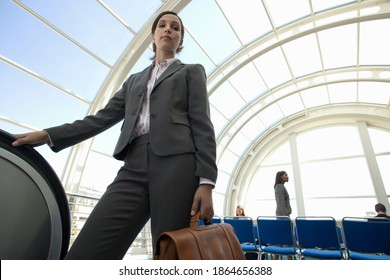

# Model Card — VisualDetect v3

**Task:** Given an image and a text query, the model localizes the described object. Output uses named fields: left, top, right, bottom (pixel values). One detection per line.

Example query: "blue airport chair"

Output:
left=257, top=216, right=298, bottom=260
left=342, top=217, right=390, bottom=260
left=224, top=216, right=261, bottom=259
left=295, top=216, right=345, bottom=259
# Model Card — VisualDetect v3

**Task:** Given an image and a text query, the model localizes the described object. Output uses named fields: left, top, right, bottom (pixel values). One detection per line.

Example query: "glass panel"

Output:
left=304, top=197, right=377, bottom=219
left=209, top=82, right=246, bottom=119
left=359, top=82, right=390, bottom=105
left=129, top=48, right=154, bottom=74
left=297, top=126, right=364, bottom=161
left=300, top=157, right=374, bottom=197
left=254, top=47, right=292, bottom=89
left=20, top=0, right=133, bottom=65
left=0, top=1, right=110, bottom=101
left=80, top=151, right=123, bottom=195
left=0, top=122, right=25, bottom=136
left=178, top=34, right=215, bottom=75
left=214, top=170, right=230, bottom=195
left=318, top=24, right=357, bottom=69
left=216, top=144, right=226, bottom=162
left=245, top=200, right=277, bottom=218
left=91, top=123, right=122, bottom=155
left=0, top=61, right=89, bottom=128
left=226, top=131, right=251, bottom=156
left=217, top=149, right=239, bottom=174
left=34, top=144, right=70, bottom=181
left=249, top=165, right=294, bottom=200
left=283, top=34, right=322, bottom=78
left=274, top=84, right=297, bottom=100
left=257, top=103, right=284, bottom=127
left=102, top=0, right=162, bottom=32
left=210, top=106, right=228, bottom=138
left=262, top=141, right=291, bottom=166
left=217, top=0, right=272, bottom=44
left=239, top=116, right=267, bottom=140
left=277, top=93, right=304, bottom=117
left=328, top=82, right=357, bottom=103
left=360, top=19, right=390, bottom=65
left=180, top=0, right=241, bottom=64
left=311, top=0, right=356, bottom=13
left=212, top=193, right=226, bottom=217
left=368, top=128, right=390, bottom=154
left=233, top=109, right=255, bottom=129
left=377, top=155, right=390, bottom=196
left=265, top=0, right=310, bottom=28
left=300, top=85, right=330, bottom=108
left=228, top=63, right=267, bottom=102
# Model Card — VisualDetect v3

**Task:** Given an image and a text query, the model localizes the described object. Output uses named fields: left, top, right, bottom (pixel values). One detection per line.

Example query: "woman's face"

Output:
left=152, top=14, right=183, bottom=55
left=281, top=173, right=289, bottom=183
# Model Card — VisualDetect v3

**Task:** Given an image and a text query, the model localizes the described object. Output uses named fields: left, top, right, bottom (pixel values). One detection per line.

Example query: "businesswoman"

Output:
left=12, top=11, right=217, bottom=259
left=273, top=171, right=293, bottom=260
left=274, top=171, right=292, bottom=217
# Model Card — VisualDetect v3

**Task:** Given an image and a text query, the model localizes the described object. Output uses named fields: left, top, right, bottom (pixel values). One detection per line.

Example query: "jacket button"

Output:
left=151, top=94, right=157, bottom=100
left=151, top=113, right=157, bottom=119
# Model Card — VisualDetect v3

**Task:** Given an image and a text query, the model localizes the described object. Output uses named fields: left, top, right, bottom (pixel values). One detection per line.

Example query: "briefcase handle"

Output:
left=190, top=212, right=200, bottom=228
left=190, top=212, right=212, bottom=228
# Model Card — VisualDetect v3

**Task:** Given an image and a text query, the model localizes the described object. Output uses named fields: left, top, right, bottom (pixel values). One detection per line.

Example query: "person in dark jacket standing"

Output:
left=274, top=171, right=292, bottom=217
left=273, top=171, right=293, bottom=260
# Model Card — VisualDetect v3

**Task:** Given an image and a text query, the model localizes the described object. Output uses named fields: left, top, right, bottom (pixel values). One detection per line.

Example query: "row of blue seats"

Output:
left=200, top=216, right=390, bottom=260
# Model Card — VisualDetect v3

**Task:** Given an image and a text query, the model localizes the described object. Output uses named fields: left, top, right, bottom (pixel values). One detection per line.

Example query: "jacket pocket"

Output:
left=171, top=114, right=190, bottom=127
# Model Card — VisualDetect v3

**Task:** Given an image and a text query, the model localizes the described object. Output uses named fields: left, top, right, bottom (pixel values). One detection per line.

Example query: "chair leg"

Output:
left=258, top=251, right=266, bottom=260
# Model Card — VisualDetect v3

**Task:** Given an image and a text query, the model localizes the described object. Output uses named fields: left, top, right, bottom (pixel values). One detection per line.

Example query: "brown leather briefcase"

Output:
left=154, top=213, right=246, bottom=260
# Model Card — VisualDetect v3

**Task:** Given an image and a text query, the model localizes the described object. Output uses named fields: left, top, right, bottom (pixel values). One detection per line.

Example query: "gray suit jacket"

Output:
left=46, top=60, right=217, bottom=182
left=275, top=184, right=292, bottom=216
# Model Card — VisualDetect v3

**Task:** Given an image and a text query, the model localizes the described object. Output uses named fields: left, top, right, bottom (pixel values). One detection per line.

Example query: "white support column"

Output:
left=61, top=139, right=93, bottom=193
left=356, top=121, right=389, bottom=209
left=289, top=133, right=305, bottom=216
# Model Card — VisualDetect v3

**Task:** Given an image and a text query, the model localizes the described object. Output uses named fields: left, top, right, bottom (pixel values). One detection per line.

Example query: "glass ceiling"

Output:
left=1, top=0, right=390, bottom=213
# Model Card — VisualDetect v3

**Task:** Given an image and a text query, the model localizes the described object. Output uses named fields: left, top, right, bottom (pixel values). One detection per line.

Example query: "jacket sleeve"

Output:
left=45, top=80, right=127, bottom=152
left=186, top=64, right=218, bottom=183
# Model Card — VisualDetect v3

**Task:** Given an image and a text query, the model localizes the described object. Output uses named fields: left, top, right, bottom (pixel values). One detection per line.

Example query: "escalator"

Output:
left=0, top=129, right=70, bottom=259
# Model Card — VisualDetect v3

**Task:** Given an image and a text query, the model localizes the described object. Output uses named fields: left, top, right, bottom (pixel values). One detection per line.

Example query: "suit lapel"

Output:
left=152, top=60, right=184, bottom=91
left=139, top=65, right=153, bottom=91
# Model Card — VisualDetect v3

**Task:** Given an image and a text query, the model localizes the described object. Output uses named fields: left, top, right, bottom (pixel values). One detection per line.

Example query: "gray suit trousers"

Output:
left=64, top=134, right=199, bottom=259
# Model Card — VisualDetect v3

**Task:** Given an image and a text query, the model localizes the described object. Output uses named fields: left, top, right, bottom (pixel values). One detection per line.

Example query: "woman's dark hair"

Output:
left=274, top=171, right=287, bottom=188
left=151, top=11, right=184, bottom=54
